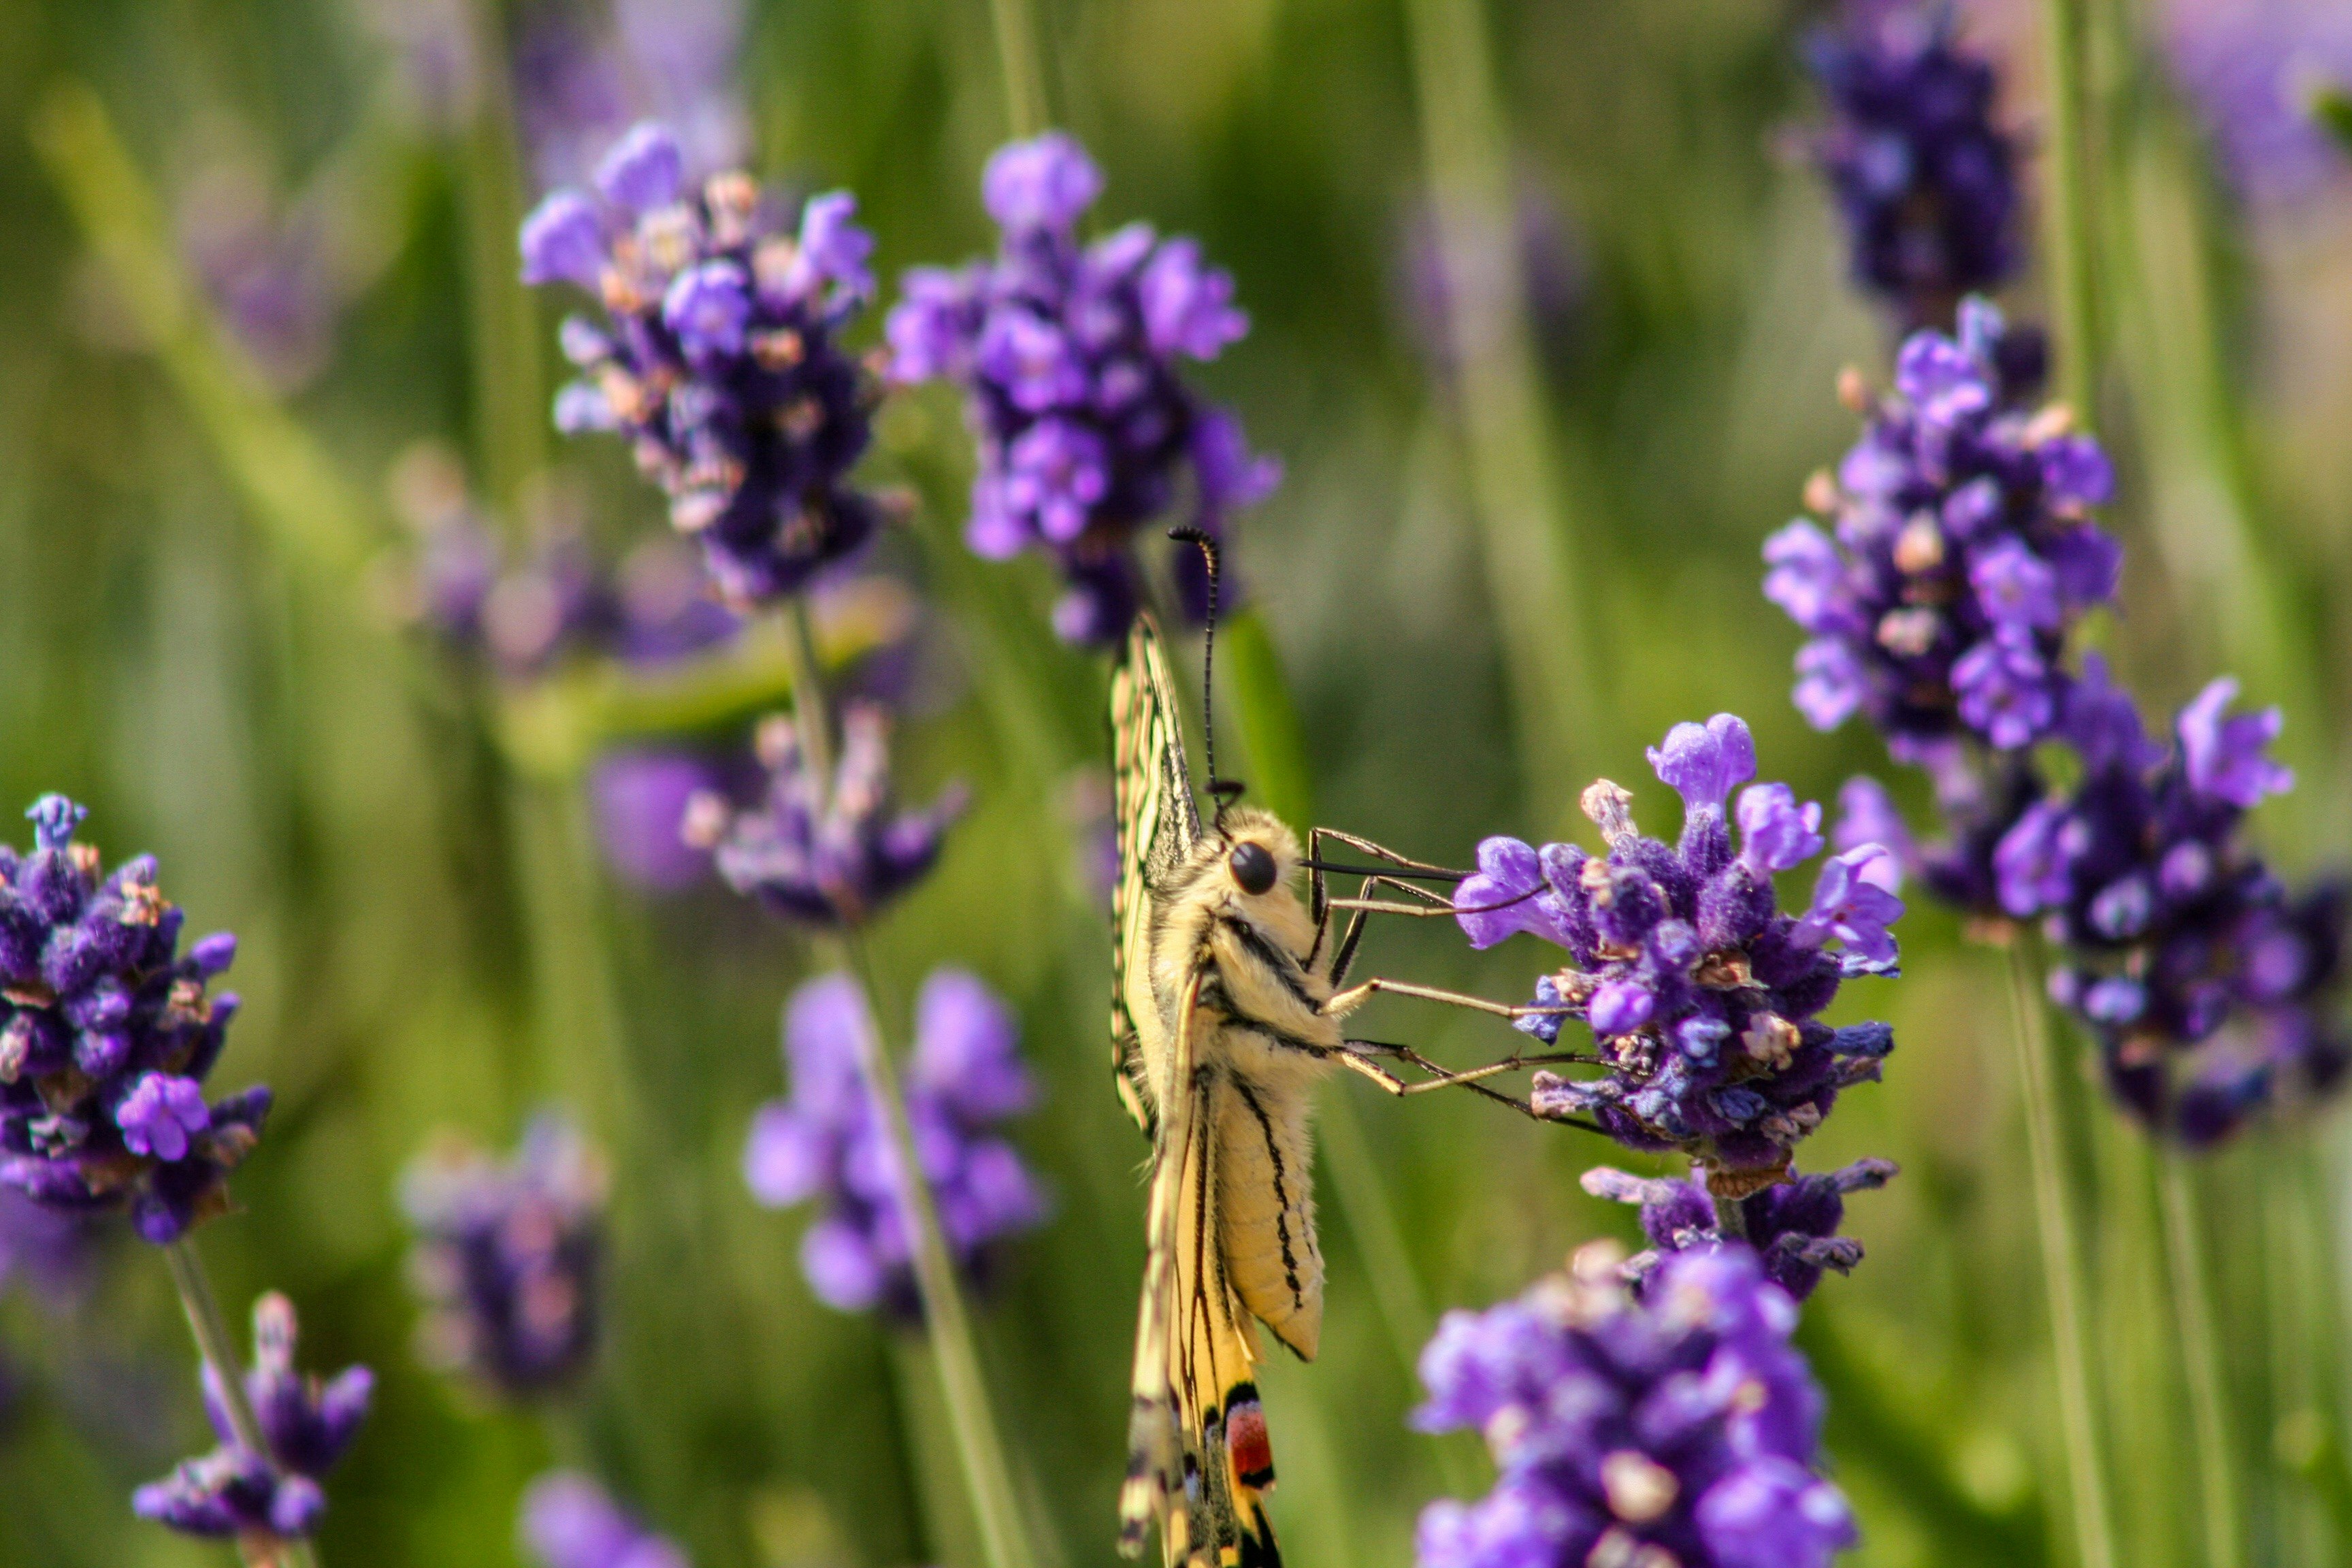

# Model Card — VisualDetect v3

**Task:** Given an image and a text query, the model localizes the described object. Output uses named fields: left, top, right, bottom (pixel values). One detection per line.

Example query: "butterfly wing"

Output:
left=1120, top=975, right=1284, bottom=1568
left=1110, top=612, right=1201, bottom=1133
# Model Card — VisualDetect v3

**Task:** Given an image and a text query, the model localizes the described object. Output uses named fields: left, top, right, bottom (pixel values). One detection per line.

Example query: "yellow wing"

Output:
left=1120, top=974, right=1284, bottom=1568
left=1109, top=612, right=1200, bottom=1134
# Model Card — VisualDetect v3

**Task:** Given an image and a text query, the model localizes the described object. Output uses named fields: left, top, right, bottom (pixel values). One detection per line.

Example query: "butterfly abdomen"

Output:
left=1213, top=1065, right=1324, bottom=1360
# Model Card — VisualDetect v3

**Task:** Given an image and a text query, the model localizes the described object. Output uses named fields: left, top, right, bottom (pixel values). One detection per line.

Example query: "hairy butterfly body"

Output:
left=1111, top=611, right=1341, bottom=1567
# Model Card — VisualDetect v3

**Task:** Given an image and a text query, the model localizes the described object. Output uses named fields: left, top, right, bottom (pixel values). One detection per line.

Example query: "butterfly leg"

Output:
left=1323, top=974, right=1571, bottom=1024
left=1327, top=1041, right=1604, bottom=1133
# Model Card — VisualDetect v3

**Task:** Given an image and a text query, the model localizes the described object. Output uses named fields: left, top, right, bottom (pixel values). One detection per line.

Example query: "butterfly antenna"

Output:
left=1167, top=526, right=1245, bottom=821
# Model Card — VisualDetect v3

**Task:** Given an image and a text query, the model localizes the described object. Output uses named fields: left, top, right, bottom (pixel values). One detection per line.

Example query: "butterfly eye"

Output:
left=1228, top=841, right=1277, bottom=896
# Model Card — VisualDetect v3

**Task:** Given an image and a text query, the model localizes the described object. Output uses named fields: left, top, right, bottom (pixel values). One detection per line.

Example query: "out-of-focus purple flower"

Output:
left=1831, top=776, right=1917, bottom=892
left=1460, top=718, right=1902, bottom=1182
left=394, top=446, right=745, bottom=679
left=886, top=131, right=1280, bottom=645
left=744, top=969, right=1045, bottom=1318
left=1996, top=674, right=2343, bottom=1143
left=1411, top=1243, right=1856, bottom=1568
left=1583, top=1158, right=1897, bottom=1301
left=521, top=1471, right=689, bottom=1568
left=589, top=749, right=728, bottom=893
left=513, top=0, right=749, bottom=194
left=133, top=1292, right=369, bottom=1546
left=1807, top=0, right=2021, bottom=326
left=696, top=705, right=965, bottom=929
left=2163, top=0, right=2352, bottom=205
left=521, top=121, right=881, bottom=606
left=1394, top=175, right=1587, bottom=382
left=176, top=162, right=339, bottom=392
left=402, top=1115, right=606, bottom=1396
left=0, top=1188, right=88, bottom=1304
left=1763, top=299, right=2119, bottom=760
left=0, top=797, right=267, bottom=1245
left=2178, top=677, right=2293, bottom=808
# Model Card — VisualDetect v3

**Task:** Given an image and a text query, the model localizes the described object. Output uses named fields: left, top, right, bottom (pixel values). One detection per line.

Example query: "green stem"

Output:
left=2159, top=1152, right=2244, bottom=1568
left=781, top=598, right=837, bottom=789
left=457, top=0, right=546, bottom=516
left=989, top=0, right=1049, bottom=138
left=2038, top=0, right=2100, bottom=414
left=2005, top=940, right=2117, bottom=1568
left=1401, top=0, right=1595, bottom=812
left=838, top=936, right=1038, bottom=1568
left=164, top=1241, right=322, bottom=1568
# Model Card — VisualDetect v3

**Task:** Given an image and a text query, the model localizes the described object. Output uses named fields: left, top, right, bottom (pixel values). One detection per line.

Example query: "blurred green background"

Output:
left=3, top=0, right=2351, bottom=1565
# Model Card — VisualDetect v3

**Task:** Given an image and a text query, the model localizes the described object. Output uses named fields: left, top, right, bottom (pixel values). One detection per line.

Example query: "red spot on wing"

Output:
left=1226, top=1399, right=1275, bottom=1489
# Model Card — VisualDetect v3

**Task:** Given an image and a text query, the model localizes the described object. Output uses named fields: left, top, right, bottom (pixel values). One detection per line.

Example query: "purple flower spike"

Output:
left=2178, top=678, right=2292, bottom=809
left=135, top=1292, right=368, bottom=1547
left=1831, top=777, right=1916, bottom=892
left=888, top=129, right=1277, bottom=644
left=703, top=704, right=964, bottom=929
left=981, top=131, right=1103, bottom=233
left=402, top=1115, right=607, bottom=1397
left=521, top=122, right=883, bottom=605
left=1761, top=299, right=2118, bottom=756
left=1412, top=1244, right=1857, bottom=1568
left=521, top=1471, right=689, bottom=1568
left=1808, top=3, right=2019, bottom=323
left=1475, top=720, right=1899, bottom=1175
left=0, top=798, right=265, bottom=1243
left=745, top=967, right=1045, bottom=1319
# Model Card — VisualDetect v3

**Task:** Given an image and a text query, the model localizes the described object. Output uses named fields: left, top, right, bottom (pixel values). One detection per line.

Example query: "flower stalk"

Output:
left=2157, top=1152, right=2243, bottom=1568
left=2038, top=0, right=2100, bottom=415
left=164, top=1239, right=322, bottom=1568
left=2003, top=936, right=2115, bottom=1568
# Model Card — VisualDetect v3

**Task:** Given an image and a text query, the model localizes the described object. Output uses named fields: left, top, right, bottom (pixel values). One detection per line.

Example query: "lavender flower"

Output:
left=1582, top=1158, right=1898, bottom=1301
left=2163, top=0, right=2352, bottom=205
left=510, top=0, right=749, bottom=194
left=588, top=749, right=730, bottom=894
left=1991, top=672, right=2345, bottom=1142
left=522, top=122, right=882, bottom=606
left=1457, top=716, right=1902, bottom=1186
left=886, top=131, right=1280, bottom=644
left=133, top=1292, right=370, bottom=1544
left=1807, top=0, right=2021, bottom=325
left=521, top=1471, right=689, bottom=1568
left=0, top=798, right=267, bottom=1245
left=402, top=1115, right=606, bottom=1396
left=1763, top=299, right=2118, bottom=755
left=176, top=161, right=339, bottom=391
left=1413, top=1242, right=1857, bottom=1568
left=744, top=969, right=1045, bottom=1316
left=693, top=705, right=964, bottom=928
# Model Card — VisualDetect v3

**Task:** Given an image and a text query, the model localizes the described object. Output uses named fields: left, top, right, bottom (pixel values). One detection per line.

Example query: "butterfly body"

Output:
left=1111, top=615, right=1345, bottom=1567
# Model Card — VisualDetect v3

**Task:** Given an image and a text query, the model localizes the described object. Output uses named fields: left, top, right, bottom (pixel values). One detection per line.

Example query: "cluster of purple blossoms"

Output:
left=133, top=1292, right=372, bottom=1546
left=1455, top=715, right=1902, bottom=1185
left=689, top=706, right=965, bottom=928
left=0, top=798, right=269, bottom=1245
left=1413, top=1242, right=1857, bottom=1568
left=1806, top=0, right=2021, bottom=325
left=886, top=131, right=1281, bottom=645
left=1983, top=664, right=2347, bottom=1142
left=745, top=969, right=1046, bottom=1317
left=1764, top=299, right=2119, bottom=757
left=522, top=121, right=883, bottom=605
left=1582, top=1158, right=1898, bottom=1303
left=520, top=1471, right=689, bottom=1568
left=2162, top=0, right=2352, bottom=206
left=405, top=495, right=742, bottom=682
left=401, top=1115, right=606, bottom=1396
